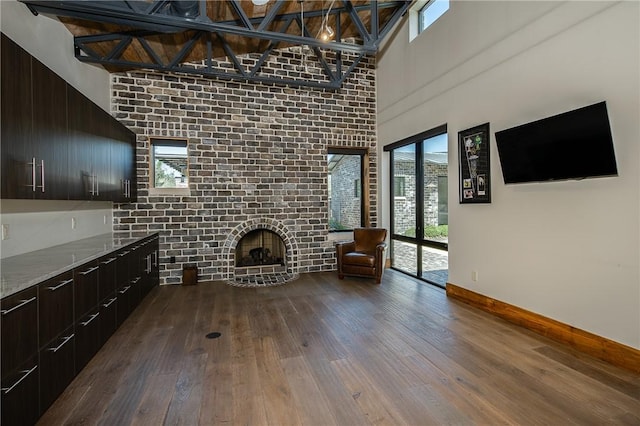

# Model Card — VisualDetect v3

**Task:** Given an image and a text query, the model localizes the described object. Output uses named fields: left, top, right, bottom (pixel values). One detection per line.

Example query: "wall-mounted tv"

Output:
left=495, top=101, right=617, bottom=184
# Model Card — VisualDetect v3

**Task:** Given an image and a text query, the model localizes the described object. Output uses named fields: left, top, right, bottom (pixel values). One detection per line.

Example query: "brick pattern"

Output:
left=111, top=49, right=378, bottom=285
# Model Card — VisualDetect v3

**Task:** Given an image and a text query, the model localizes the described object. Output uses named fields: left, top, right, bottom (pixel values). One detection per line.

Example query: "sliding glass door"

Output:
left=386, top=125, right=448, bottom=287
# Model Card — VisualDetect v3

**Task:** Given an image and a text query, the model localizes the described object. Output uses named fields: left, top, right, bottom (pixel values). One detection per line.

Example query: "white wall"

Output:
left=377, top=1, right=640, bottom=349
left=0, top=0, right=111, bottom=111
left=0, top=1, right=114, bottom=259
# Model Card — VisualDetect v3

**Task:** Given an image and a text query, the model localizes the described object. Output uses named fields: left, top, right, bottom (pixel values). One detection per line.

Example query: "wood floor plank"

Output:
left=130, top=373, right=177, bottom=426
left=254, top=336, right=303, bottom=426
left=330, top=357, right=409, bottom=425
left=280, top=356, right=338, bottom=426
left=163, top=351, right=208, bottom=425
left=38, top=270, right=640, bottom=425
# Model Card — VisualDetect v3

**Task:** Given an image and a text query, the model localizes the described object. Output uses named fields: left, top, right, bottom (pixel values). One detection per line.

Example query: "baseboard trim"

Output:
left=446, top=283, right=640, bottom=374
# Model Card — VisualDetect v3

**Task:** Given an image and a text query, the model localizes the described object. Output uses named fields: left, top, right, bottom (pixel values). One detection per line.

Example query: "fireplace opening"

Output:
left=235, top=229, right=286, bottom=267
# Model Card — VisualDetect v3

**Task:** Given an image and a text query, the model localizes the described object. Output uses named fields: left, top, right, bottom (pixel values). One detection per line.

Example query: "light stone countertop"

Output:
left=1, top=233, right=157, bottom=299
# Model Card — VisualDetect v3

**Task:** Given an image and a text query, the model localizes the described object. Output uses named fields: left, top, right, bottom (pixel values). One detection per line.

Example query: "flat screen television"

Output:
left=495, top=101, right=617, bottom=184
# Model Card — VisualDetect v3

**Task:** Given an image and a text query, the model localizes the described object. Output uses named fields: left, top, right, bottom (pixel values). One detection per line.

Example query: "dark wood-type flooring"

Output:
left=39, top=270, right=640, bottom=425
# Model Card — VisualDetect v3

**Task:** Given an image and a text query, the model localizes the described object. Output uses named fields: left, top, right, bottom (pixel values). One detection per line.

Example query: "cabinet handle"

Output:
left=90, top=174, right=99, bottom=196
left=119, top=285, right=131, bottom=294
left=101, top=257, right=117, bottom=265
left=123, top=179, right=130, bottom=198
left=102, top=297, right=117, bottom=308
left=47, top=334, right=74, bottom=353
left=1, top=365, right=37, bottom=395
left=46, top=278, right=73, bottom=291
left=78, top=265, right=99, bottom=275
left=118, top=251, right=130, bottom=257
left=38, top=159, right=45, bottom=192
left=26, top=157, right=36, bottom=192
left=1, top=296, right=36, bottom=316
left=131, top=277, right=141, bottom=284
left=80, top=312, right=100, bottom=327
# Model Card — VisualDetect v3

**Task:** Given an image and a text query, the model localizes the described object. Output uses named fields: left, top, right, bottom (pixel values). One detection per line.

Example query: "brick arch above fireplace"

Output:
left=222, top=218, right=299, bottom=287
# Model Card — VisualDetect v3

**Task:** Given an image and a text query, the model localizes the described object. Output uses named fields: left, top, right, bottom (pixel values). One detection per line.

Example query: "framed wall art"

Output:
left=458, top=123, right=491, bottom=204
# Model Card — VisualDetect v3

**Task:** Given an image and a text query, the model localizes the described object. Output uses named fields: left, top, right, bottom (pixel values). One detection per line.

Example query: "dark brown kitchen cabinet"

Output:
left=1, top=233, right=159, bottom=424
left=100, top=295, right=118, bottom=347
left=99, top=254, right=118, bottom=302
left=1, top=355, right=40, bottom=426
left=116, top=245, right=140, bottom=326
left=74, top=260, right=100, bottom=321
left=1, top=287, right=39, bottom=425
left=38, top=271, right=74, bottom=351
left=1, top=33, right=137, bottom=202
left=38, top=271, right=76, bottom=414
left=31, top=58, right=69, bottom=199
left=141, top=236, right=160, bottom=298
left=1, top=287, right=38, bottom=376
left=110, top=128, right=137, bottom=202
left=99, top=253, right=118, bottom=346
left=39, top=328, right=75, bottom=413
left=67, top=87, right=112, bottom=202
left=66, top=85, right=96, bottom=201
left=1, top=33, right=32, bottom=199
left=75, top=307, right=101, bottom=372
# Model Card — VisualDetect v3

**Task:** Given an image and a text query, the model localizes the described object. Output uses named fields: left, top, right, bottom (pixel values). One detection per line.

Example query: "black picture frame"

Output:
left=458, top=123, right=491, bottom=204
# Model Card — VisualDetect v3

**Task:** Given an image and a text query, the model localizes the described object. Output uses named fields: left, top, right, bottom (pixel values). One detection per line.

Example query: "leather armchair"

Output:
left=336, top=228, right=388, bottom=284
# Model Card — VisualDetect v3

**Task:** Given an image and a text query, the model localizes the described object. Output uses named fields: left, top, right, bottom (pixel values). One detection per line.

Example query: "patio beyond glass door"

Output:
left=388, top=125, right=448, bottom=288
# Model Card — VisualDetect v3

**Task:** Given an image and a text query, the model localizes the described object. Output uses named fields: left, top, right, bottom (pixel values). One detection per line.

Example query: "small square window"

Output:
left=151, top=139, right=188, bottom=188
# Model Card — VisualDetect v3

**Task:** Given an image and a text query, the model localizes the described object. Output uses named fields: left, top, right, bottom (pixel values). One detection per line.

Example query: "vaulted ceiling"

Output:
left=21, top=0, right=411, bottom=88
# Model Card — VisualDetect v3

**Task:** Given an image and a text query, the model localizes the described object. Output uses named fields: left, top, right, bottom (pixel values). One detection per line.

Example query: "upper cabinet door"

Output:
left=67, top=86, right=96, bottom=200
left=31, top=59, right=69, bottom=200
left=110, top=120, right=137, bottom=203
left=1, top=34, right=32, bottom=199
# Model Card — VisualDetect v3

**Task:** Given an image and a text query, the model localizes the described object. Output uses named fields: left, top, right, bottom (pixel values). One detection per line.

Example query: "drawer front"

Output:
left=38, top=271, right=74, bottom=348
left=75, top=308, right=101, bottom=373
left=99, top=255, right=118, bottom=302
left=74, top=261, right=99, bottom=321
left=0, top=356, right=40, bottom=426
left=1, top=287, right=38, bottom=376
left=99, top=295, right=118, bottom=347
left=39, top=329, right=75, bottom=412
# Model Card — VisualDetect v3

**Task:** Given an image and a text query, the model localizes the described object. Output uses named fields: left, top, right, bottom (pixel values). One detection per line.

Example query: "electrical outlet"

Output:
left=1, top=224, right=9, bottom=241
left=472, top=271, right=478, bottom=282
left=71, top=217, right=77, bottom=230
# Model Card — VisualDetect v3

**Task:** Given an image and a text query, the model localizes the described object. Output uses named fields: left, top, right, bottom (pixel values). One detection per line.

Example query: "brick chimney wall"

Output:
left=111, top=51, right=378, bottom=285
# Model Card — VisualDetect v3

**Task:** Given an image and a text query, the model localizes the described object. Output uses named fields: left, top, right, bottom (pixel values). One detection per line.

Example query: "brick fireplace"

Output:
left=111, top=48, right=378, bottom=285
left=223, top=218, right=299, bottom=287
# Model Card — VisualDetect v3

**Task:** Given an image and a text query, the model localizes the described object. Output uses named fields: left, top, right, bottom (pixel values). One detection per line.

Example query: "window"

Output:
left=151, top=139, right=188, bottom=189
left=394, top=177, right=406, bottom=197
left=328, top=148, right=368, bottom=231
left=409, top=0, right=449, bottom=41
left=419, top=0, right=449, bottom=33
